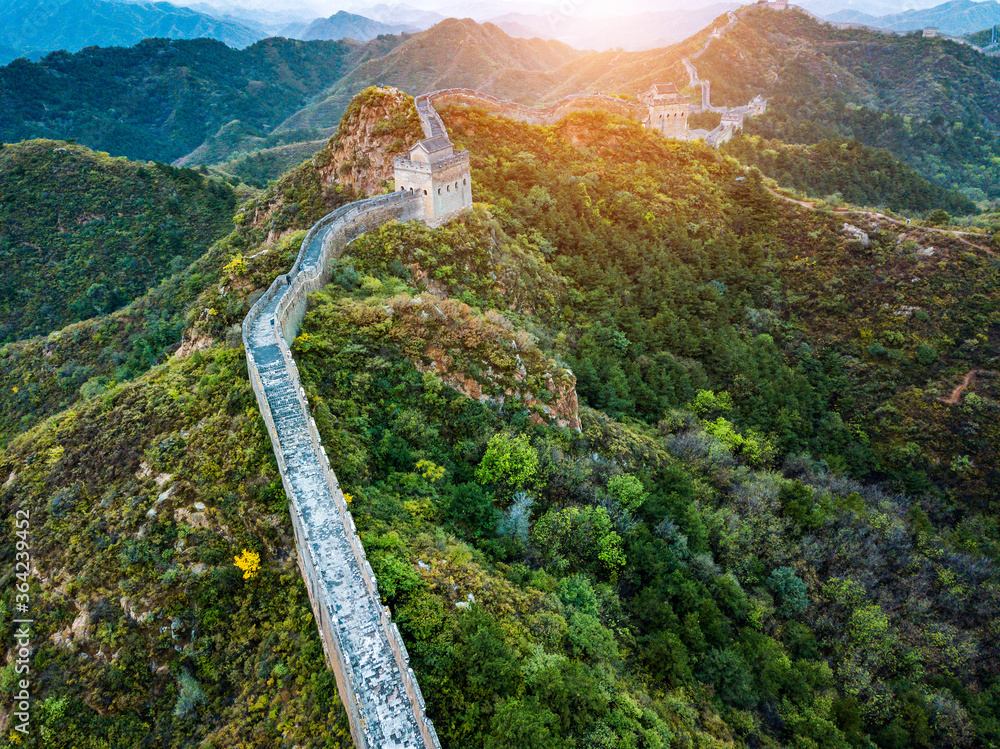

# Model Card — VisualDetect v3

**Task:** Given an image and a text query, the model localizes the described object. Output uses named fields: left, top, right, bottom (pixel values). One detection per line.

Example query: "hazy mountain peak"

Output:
left=825, top=0, right=1000, bottom=35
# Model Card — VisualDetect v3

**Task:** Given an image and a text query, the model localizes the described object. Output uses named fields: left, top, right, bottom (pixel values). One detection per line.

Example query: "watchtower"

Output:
left=746, top=94, right=767, bottom=117
left=394, top=135, right=472, bottom=227
left=641, top=83, right=690, bottom=141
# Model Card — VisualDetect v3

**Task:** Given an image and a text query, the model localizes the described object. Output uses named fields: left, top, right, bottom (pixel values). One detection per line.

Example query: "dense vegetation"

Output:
left=6, top=4, right=1000, bottom=209
left=744, top=93, right=1000, bottom=203
left=0, top=36, right=391, bottom=163
left=966, top=27, right=999, bottom=47
left=679, top=7, right=1000, bottom=200
left=722, top=134, right=977, bottom=214
left=1, top=88, right=997, bottom=749
left=0, top=0, right=263, bottom=65
left=0, top=122, right=362, bottom=447
left=0, top=140, right=237, bottom=342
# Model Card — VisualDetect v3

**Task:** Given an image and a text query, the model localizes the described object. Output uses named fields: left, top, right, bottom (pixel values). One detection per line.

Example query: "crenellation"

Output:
left=243, top=187, right=440, bottom=749
left=394, top=99, right=474, bottom=226
left=641, top=82, right=690, bottom=140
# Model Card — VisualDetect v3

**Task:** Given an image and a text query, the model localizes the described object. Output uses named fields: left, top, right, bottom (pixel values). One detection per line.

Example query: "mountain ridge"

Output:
left=827, top=0, right=1000, bottom=36
left=0, top=0, right=265, bottom=64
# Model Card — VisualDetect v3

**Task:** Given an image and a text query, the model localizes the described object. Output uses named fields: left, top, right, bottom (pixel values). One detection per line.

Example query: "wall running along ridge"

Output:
left=242, top=190, right=443, bottom=749
left=419, top=89, right=644, bottom=128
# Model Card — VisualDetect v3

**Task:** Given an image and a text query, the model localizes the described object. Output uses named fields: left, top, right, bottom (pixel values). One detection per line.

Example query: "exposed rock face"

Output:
left=415, top=346, right=581, bottom=431
left=316, top=86, right=423, bottom=196
left=381, top=294, right=582, bottom=430
left=842, top=223, right=871, bottom=246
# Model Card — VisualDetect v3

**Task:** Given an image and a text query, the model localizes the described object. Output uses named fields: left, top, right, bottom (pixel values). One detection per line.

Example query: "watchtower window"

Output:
left=423, top=189, right=428, bottom=195
left=447, top=185, right=450, bottom=192
left=463, top=178, right=467, bottom=185
left=438, top=188, right=441, bottom=194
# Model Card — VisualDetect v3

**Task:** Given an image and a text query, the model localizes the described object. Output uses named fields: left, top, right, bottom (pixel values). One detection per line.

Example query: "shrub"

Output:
left=767, top=567, right=808, bottom=618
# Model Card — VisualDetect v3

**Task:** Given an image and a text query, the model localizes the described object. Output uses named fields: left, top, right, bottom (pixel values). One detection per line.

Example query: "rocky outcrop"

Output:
left=317, top=86, right=423, bottom=196
left=380, top=293, right=582, bottom=431
left=415, top=345, right=581, bottom=431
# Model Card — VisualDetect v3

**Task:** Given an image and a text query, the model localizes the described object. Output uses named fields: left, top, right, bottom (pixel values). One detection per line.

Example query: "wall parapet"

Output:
left=418, top=88, right=644, bottom=129
left=393, top=150, right=471, bottom=174
left=242, top=188, right=441, bottom=749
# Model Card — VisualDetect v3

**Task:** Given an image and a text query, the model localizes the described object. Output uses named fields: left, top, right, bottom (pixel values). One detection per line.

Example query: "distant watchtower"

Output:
left=394, top=135, right=472, bottom=227
left=641, top=83, right=690, bottom=141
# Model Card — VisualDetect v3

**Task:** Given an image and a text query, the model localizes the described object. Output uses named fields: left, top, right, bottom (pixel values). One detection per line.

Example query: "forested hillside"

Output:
left=0, top=35, right=401, bottom=163
left=4, top=8, right=1000, bottom=204
left=0, top=140, right=236, bottom=342
left=698, top=7, right=1000, bottom=198
left=722, top=135, right=977, bottom=214
left=274, top=18, right=583, bottom=132
left=1, top=89, right=997, bottom=749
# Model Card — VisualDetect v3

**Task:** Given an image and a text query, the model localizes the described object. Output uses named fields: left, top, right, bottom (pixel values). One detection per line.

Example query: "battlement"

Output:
left=393, top=150, right=470, bottom=174
left=243, top=191, right=441, bottom=749
left=394, top=110, right=474, bottom=226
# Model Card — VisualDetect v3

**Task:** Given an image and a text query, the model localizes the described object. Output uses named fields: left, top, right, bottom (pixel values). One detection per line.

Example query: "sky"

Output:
left=180, top=0, right=979, bottom=22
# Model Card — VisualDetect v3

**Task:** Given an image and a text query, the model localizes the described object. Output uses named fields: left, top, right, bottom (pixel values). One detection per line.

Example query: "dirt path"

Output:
left=944, top=370, right=978, bottom=404
left=763, top=185, right=995, bottom=253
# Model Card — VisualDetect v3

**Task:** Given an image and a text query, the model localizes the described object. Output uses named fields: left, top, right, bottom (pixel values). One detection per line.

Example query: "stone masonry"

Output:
left=248, top=76, right=770, bottom=749
left=641, top=83, right=690, bottom=140
left=393, top=93, right=473, bottom=227
left=243, top=191, right=441, bottom=749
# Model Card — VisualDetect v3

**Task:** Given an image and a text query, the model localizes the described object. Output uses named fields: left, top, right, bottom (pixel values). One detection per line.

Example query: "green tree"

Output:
left=767, top=566, right=808, bottom=618
left=607, top=473, right=648, bottom=513
left=476, top=433, right=540, bottom=499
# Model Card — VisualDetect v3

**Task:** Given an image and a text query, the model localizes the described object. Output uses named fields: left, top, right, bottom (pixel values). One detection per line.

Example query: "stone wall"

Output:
left=242, top=189, right=442, bottom=749
left=420, top=89, right=644, bottom=129
left=393, top=150, right=473, bottom=227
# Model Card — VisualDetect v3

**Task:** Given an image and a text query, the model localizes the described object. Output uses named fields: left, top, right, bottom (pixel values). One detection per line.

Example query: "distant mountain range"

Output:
left=282, top=10, right=413, bottom=42
left=0, top=0, right=421, bottom=65
left=277, top=17, right=582, bottom=131
left=487, top=4, right=739, bottom=51
left=826, top=0, right=1000, bottom=36
left=0, top=0, right=264, bottom=64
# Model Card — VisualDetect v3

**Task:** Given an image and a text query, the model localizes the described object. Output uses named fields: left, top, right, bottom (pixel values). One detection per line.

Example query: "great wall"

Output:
left=242, top=16, right=760, bottom=747
left=240, top=4, right=991, bottom=746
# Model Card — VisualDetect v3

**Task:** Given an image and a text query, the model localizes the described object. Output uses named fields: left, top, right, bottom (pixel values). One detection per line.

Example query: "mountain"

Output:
left=538, top=4, right=1000, bottom=196
left=0, top=36, right=402, bottom=164
left=8, top=8, right=1000, bottom=199
left=488, top=4, right=740, bottom=51
left=799, top=0, right=946, bottom=14
left=683, top=4, right=1000, bottom=196
left=356, top=2, right=447, bottom=29
left=0, top=140, right=237, bottom=344
left=295, top=10, right=412, bottom=41
left=2, top=87, right=999, bottom=749
left=275, top=17, right=583, bottom=131
left=966, top=25, right=1000, bottom=45
left=0, top=0, right=264, bottom=65
left=827, top=0, right=1000, bottom=36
